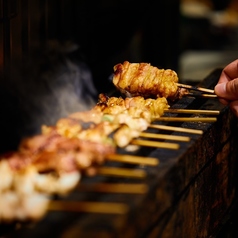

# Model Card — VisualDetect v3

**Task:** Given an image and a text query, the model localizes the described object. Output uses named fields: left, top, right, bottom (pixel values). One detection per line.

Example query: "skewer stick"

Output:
left=176, top=83, right=215, bottom=94
left=149, top=124, right=203, bottom=135
left=184, top=92, right=218, bottom=98
left=48, top=201, right=129, bottom=214
left=156, top=117, right=217, bottom=122
left=97, top=167, right=147, bottom=178
left=164, top=109, right=220, bottom=115
left=200, top=94, right=217, bottom=98
left=140, top=132, right=190, bottom=142
left=107, top=154, right=159, bottom=166
left=77, top=183, right=148, bottom=194
left=131, top=139, right=179, bottom=149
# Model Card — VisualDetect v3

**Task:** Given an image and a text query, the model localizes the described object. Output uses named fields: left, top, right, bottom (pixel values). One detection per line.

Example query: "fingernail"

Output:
left=215, top=83, right=226, bottom=96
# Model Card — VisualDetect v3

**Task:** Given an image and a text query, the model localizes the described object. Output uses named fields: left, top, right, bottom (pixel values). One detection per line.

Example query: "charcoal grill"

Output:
left=1, top=68, right=238, bottom=238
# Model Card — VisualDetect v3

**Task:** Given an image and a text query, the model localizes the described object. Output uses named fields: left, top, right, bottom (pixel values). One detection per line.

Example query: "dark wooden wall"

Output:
left=0, top=0, right=181, bottom=92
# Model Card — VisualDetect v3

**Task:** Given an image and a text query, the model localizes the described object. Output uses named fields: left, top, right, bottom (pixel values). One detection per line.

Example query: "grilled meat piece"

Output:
left=113, top=61, right=187, bottom=100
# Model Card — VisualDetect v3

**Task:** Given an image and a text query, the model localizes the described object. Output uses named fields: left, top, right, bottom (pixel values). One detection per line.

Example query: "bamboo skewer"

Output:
left=107, top=154, right=159, bottom=166
left=140, top=132, right=190, bottom=142
left=184, top=92, right=218, bottom=98
left=77, top=183, right=148, bottom=194
left=156, top=117, right=217, bottom=122
left=48, top=201, right=129, bottom=214
left=177, top=83, right=215, bottom=94
left=131, top=139, right=180, bottom=149
left=164, top=108, right=220, bottom=115
left=149, top=124, right=203, bottom=135
left=96, top=167, right=147, bottom=178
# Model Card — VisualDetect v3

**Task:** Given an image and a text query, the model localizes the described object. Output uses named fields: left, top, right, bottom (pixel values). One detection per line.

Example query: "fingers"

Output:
left=215, top=80, right=238, bottom=117
left=218, top=59, right=238, bottom=84
left=215, top=78, right=238, bottom=101
left=214, top=83, right=230, bottom=105
left=215, top=59, right=238, bottom=117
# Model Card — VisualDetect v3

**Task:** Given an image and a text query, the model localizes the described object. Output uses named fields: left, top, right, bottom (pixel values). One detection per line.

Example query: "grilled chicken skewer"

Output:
left=0, top=157, right=79, bottom=222
left=0, top=92, right=165, bottom=222
left=1, top=92, right=167, bottom=222
left=68, top=93, right=169, bottom=147
left=0, top=126, right=116, bottom=222
left=112, top=61, right=215, bottom=100
left=0, top=92, right=167, bottom=222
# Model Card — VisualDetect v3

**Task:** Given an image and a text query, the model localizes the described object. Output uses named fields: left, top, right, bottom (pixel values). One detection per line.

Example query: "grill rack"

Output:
left=2, top=68, right=238, bottom=238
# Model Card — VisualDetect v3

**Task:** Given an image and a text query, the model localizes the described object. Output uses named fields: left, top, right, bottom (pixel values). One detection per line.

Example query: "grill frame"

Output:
left=2, top=68, right=238, bottom=238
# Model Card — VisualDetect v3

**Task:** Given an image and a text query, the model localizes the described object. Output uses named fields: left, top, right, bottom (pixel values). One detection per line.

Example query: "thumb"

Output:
left=215, top=79, right=238, bottom=100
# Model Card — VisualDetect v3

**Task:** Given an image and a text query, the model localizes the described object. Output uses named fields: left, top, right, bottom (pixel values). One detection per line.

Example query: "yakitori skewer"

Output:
left=77, top=183, right=148, bottom=194
left=112, top=61, right=217, bottom=100
left=48, top=201, right=129, bottom=214
left=149, top=124, right=203, bottom=135
left=67, top=94, right=170, bottom=148
left=165, top=108, right=220, bottom=115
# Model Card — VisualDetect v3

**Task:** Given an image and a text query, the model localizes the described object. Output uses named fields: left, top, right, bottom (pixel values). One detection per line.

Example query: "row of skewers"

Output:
left=0, top=61, right=219, bottom=224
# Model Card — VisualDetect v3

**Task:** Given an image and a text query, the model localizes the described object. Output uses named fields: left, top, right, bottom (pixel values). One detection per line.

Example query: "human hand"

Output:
left=214, top=59, right=238, bottom=116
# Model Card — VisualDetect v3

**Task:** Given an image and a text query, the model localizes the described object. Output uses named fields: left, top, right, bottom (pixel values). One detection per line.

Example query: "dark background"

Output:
left=0, top=0, right=180, bottom=93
